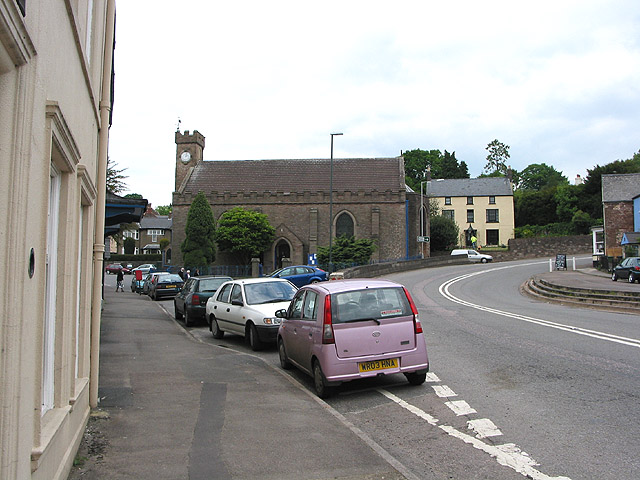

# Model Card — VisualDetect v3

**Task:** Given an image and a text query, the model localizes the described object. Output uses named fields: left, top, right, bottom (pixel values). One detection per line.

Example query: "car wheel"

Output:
left=311, top=279, right=319, bottom=284
left=247, top=323, right=263, bottom=351
left=611, top=272, right=618, bottom=281
left=405, top=372, right=427, bottom=386
left=628, top=273, right=636, bottom=284
left=210, top=316, right=224, bottom=339
left=174, top=302, right=183, bottom=320
left=481, top=258, right=488, bottom=263
left=184, top=308, right=193, bottom=327
left=278, top=339, right=292, bottom=370
left=313, top=361, right=332, bottom=399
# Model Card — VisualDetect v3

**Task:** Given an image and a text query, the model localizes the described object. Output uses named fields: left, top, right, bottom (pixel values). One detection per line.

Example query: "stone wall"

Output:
left=491, top=235, right=592, bottom=262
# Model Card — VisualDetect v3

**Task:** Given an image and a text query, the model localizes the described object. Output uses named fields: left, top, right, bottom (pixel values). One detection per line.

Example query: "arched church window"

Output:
left=336, top=212, right=354, bottom=238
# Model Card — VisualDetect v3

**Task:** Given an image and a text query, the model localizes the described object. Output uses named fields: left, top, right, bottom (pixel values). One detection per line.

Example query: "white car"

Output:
left=205, top=278, right=298, bottom=350
left=451, top=249, right=493, bottom=263
left=131, top=263, right=157, bottom=275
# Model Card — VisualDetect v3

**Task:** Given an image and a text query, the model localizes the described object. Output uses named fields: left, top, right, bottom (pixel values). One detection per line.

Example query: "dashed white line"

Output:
left=432, top=384, right=457, bottom=397
left=445, top=400, right=477, bottom=416
left=468, top=418, right=503, bottom=438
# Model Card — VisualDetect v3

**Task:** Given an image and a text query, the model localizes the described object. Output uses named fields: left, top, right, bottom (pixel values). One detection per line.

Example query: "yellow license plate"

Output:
left=164, top=285, right=176, bottom=289
left=358, top=358, right=398, bottom=373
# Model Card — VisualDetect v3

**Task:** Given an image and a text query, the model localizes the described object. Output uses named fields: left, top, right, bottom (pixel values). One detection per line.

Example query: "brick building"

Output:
left=172, top=130, right=425, bottom=271
left=601, top=173, right=640, bottom=257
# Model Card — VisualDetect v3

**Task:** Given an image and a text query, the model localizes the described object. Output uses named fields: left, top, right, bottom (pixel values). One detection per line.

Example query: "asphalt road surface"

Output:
left=151, top=257, right=639, bottom=480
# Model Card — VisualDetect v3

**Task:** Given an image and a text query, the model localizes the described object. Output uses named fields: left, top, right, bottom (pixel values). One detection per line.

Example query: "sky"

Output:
left=108, top=1, right=640, bottom=209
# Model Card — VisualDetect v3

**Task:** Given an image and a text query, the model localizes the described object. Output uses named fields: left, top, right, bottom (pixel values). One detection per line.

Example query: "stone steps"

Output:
left=522, top=275, right=640, bottom=313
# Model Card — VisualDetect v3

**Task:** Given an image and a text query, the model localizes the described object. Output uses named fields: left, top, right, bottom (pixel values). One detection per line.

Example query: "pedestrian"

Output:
left=179, top=267, right=185, bottom=280
left=194, top=268, right=200, bottom=277
left=116, top=269, right=124, bottom=292
left=471, top=234, right=477, bottom=249
left=185, top=270, right=191, bottom=280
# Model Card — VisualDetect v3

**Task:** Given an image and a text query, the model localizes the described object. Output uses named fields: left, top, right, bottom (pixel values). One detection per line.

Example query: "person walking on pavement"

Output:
left=116, top=269, right=125, bottom=292
left=471, top=234, right=477, bottom=249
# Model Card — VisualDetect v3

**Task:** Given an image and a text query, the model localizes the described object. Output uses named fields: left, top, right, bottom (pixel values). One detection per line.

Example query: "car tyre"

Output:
left=174, top=302, right=183, bottom=320
left=628, top=273, right=636, bottom=284
left=210, top=316, right=224, bottom=339
left=313, top=361, right=332, bottom=399
left=184, top=308, right=193, bottom=327
left=247, top=323, right=263, bottom=351
left=481, top=258, right=488, bottom=263
left=611, top=272, right=618, bottom=281
left=405, top=372, right=427, bottom=386
left=278, top=339, right=292, bottom=370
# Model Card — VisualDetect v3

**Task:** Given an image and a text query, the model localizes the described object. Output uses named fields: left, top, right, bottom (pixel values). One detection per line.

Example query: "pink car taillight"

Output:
left=403, top=287, right=423, bottom=334
left=192, top=294, right=200, bottom=305
left=322, top=295, right=335, bottom=344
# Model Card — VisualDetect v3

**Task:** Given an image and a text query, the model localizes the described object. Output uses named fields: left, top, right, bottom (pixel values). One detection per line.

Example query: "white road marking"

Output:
left=378, top=389, right=571, bottom=480
left=437, top=262, right=640, bottom=348
left=468, top=418, right=503, bottom=438
left=426, top=372, right=441, bottom=382
left=445, top=400, right=477, bottom=416
left=432, top=384, right=458, bottom=397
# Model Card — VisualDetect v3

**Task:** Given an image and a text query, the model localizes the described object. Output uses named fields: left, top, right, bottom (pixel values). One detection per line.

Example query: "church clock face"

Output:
left=180, top=151, right=191, bottom=164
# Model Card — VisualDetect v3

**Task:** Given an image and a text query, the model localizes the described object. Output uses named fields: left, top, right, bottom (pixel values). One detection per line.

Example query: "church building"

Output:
left=171, top=130, right=425, bottom=271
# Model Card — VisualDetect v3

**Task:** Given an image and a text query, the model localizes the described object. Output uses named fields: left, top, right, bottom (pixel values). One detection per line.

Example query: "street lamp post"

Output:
left=329, top=133, right=343, bottom=272
left=420, top=180, right=428, bottom=258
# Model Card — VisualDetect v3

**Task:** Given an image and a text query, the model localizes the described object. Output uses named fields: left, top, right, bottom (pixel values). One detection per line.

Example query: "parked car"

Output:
left=105, top=263, right=130, bottom=274
left=611, top=257, right=640, bottom=283
left=141, top=272, right=169, bottom=295
left=130, top=276, right=145, bottom=293
left=131, top=263, right=157, bottom=275
left=269, top=265, right=328, bottom=287
left=276, top=279, right=429, bottom=398
left=148, top=273, right=184, bottom=301
left=451, top=248, right=493, bottom=263
left=205, top=278, right=298, bottom=350
left=174, top=276, right=233, bottom=326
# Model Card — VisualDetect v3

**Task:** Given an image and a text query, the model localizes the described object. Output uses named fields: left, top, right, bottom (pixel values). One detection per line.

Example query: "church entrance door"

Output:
left=275, top=240, right=291, bottom=269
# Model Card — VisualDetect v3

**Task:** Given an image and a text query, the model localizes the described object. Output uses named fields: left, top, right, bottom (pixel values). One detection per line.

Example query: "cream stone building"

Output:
left=1, top=2, right=116, bottom=479
left=427, top=177, right=515, bottom=248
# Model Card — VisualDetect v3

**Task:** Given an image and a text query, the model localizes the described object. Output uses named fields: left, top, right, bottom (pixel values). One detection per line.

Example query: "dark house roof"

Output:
left=140, top=215, right=172, bottom=230
left=425, top=177, right=513, bottom=197
left=601, top=173, right=640, bottom=203
left=180, top=158, right=405, bottom=194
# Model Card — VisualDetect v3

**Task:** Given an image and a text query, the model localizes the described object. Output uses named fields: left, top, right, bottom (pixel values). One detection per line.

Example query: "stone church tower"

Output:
left=175, top=130, right=205, bottom=191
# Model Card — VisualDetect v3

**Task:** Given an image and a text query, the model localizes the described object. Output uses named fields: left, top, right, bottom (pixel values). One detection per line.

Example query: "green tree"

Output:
left=215, top=207, right=275, bottom=265
left=156, top=205, right=172, bottom=215
left=317, top=235, right=376, bottom=268
left=484, top=139, right=510, bottom=175
left=514, top=187, right=559, bottom=227
left=517, top=163, right=568, bottom=191
left=106, top=156, right=128, bottom=194
left=123, top=237, right=136, bottom=254
left=429, top=215, right=460, bottom=251
left=403, top=149, right=469, bottom=191
left=570, top=210, right=592, bottom=235
left=181, top=191, right=216, bottom=267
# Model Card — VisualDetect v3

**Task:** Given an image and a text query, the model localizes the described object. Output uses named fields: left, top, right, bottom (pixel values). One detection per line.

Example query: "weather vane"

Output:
left=176, top=117, right=181, bottom=132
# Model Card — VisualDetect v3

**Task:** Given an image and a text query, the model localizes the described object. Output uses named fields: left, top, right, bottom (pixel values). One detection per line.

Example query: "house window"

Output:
left=489, top=196, right=496, bottom=204
left=444, top=197, right=452, bottom=205
left=467, top=209, right=474, bottom=223
left=486, top=209, right=499, bottom=223
left=486, top=229, right=499, bottom=245
left=336, top=212, right=354, bottom=238
left=467, top=196, right=473, bottom=205
left=148, top=229, right=164, bottom=242
left=442, top=210, right=455, bottom=220
left=124, top=229, right=139, bottom=240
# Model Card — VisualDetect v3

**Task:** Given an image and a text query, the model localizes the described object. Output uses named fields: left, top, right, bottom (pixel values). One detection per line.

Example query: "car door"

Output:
left=225, top=283, right=246, bottom=334
left=176, top=279, right=192, bottom=313
left=281, top=290, right=306, bottom=364
left=211, top=283, right=233, bottom=330
left=295, top=290, right=319, bottom=372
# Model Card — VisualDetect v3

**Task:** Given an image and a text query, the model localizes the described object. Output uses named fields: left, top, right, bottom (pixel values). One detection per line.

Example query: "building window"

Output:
left=442, top=210, right=455, bottom=220
left=467, top=209, right=474, bottom=223
left=336, top=212, right=354, bottom=238
left=486, top=209, right=499, bottom=223
left=124, top=229, right=139, bottom=240
left=444, top=197, right=452, bottom=205
left=486, top=229, right=499, bottom=245
left=467, top=196, right=473, bottom=205
left=147, top=229, right=164, bottom=243
left=489, top=196, right=496, bottom=204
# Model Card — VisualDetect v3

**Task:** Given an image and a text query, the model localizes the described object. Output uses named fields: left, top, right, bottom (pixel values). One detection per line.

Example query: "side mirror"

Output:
left=275, top=309, right=288, bottom=319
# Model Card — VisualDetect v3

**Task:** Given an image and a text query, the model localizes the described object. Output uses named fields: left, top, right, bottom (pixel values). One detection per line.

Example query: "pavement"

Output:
left=68, top=281, right=407, bottom=480
left=537, top=266, right=640, bottom=294
left=68, top=265, right=637, bottom=480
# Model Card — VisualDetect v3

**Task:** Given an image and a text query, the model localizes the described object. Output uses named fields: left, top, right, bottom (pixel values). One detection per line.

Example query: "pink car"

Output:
left=276, top=279, right=429, bottom=398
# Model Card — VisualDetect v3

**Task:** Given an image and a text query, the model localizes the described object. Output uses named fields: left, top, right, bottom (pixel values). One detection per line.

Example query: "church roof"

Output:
left=181, top=157, right=405, bottom=194
left=425, top=177, right=513, bottom=197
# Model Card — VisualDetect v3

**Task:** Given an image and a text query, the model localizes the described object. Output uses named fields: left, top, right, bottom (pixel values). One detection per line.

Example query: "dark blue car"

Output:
left=269, top=265, right=328, bottom=287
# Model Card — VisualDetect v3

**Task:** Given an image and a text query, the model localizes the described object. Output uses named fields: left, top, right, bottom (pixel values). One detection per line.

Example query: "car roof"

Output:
left=304, top=278, right=403, bottom=294
left=228, top=277, right=295, bottom=285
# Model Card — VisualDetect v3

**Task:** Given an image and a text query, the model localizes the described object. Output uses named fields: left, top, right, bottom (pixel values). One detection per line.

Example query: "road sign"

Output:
left=417, top=236, right=430, bottom=243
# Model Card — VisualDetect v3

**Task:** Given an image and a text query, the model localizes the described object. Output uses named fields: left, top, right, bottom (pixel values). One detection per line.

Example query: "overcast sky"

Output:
left=108, top=1, right=640, bottom=208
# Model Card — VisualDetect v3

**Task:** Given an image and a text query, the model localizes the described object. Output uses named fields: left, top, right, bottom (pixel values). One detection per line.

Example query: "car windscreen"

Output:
left=331, top=287, right=410, bottom=323
left=157, top=274, right=183, bottom=284
left=199, top=278, right=229, bottom=292
left=244, top=282, right=297, bottom=305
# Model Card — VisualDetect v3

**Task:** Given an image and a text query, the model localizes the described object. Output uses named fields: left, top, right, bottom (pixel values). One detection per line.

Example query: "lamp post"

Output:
left=420, top=180, right=428, bottom=258
left=329, top=133, right=343, bottom=272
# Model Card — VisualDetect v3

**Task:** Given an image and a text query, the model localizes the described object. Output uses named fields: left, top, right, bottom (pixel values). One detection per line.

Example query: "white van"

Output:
left=451, top=249, right=493, bottom=263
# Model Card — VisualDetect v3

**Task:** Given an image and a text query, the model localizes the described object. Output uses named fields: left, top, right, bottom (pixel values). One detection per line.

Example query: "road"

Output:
left=146, top=258, right=639, bottom=480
